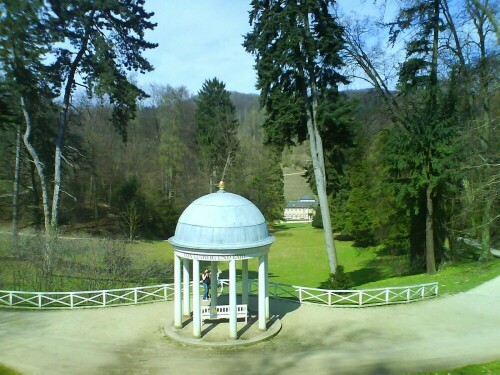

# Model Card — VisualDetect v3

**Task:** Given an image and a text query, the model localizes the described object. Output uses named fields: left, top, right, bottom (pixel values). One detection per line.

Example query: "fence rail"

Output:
left=0, top=280, right=437, bottom=309
left=0, top=284, right=174, bottom=309
left=250, top=281, right=439, bottom=307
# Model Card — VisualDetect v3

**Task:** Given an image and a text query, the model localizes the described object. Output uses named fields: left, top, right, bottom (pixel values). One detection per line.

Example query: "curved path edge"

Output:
left=0, top=276, right=499, bottom=375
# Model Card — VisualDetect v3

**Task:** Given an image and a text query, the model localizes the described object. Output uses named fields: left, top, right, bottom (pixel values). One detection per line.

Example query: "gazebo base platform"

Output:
left=164, top=314, right=282, bottom=348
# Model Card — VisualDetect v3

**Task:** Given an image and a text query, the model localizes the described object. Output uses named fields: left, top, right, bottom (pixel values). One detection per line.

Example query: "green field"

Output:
left=2, top=223, right=499, bottom=294
left=413, top=359, right=500, bottom=374
left=126, top=222, right=500, bottom=294
left=0, top=363, right=21, bottom=375
left=124, top=222, right=408, bottom=288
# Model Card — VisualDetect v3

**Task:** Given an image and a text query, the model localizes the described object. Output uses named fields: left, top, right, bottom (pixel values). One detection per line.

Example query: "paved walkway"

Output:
left=1, top=276, right=500, bottom=375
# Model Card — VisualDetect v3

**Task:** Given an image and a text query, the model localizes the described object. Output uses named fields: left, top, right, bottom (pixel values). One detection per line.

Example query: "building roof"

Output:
left=299, top=195, right=315, bottom=202
left=169, top=189, right=274, bottom=251
left=285, top=201, right=317, bottom=209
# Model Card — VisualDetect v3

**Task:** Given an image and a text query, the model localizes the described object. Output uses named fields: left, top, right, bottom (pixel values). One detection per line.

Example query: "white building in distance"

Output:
left=283, top=195, right=317, bottom=222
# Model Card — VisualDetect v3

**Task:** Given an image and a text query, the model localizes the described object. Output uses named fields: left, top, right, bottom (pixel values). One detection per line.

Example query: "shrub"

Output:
left=320, top=265, right=354, bottom=290
left=312, top=210, right=323, bottom=228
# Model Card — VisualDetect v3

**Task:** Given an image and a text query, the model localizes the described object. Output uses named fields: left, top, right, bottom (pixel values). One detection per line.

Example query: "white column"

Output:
left=192, top=259, right=201, bottom=338
left=174, top=253, right=182, bottom=328
left=183, top=258, right=190, bottom=316
left=242, top=259, right=249, bottom=305
left=229, top=259, right=237, bottom=339
left=265, top=253, right=270, bottom=319
left=258, top=255, right=266, bottom=331
left=210, top=261, right=217, bottom=311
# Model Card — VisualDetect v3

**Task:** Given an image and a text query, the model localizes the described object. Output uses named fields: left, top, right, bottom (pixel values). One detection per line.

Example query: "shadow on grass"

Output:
left=270, top=225, right=295, bottom=233
left=348, top=267, right=383, bottom=286
left=347, top=246, right=410, bottom=287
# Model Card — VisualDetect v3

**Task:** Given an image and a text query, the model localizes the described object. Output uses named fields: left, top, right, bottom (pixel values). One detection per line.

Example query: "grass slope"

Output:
left=130, top=223, right=500, bottom=293
left=282, top=166, right=315, bottom=203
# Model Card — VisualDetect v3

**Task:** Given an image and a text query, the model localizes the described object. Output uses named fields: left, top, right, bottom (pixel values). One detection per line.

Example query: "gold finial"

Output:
left=218, top=181, right=225, bottom=190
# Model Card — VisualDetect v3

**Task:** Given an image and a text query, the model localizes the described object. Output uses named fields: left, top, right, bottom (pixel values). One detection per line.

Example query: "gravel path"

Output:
left=1, top=276, right=499, bottom=375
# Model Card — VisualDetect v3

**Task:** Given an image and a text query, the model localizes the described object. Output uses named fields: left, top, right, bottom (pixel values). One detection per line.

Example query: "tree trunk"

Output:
left=51, top=111, right=66, bottom=230
left=423, top=0, right=439, bottom=276
left=20, top=96, right=53, bottom=277
left=30, top=161, right=41, bottom=230
left=20, top=96, right=51, bottom=234
left=12, top=122, right=22, bottom=242
left=469, top=0, right=493, bottom=261
left=426, top=186, right=436, bottom=274
left=51, top=18, right=93, bottom=230
left=479, top=195, right=493, bottom=261
left=307, top=99, right=338, bottom=274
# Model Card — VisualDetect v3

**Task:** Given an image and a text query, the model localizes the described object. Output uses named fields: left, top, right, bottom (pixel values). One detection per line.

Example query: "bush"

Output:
left=312, top=210, right=323, bottom=228
left=320, top=265, right=354, bottom=290
left=4, top=236, right=173, bottom=291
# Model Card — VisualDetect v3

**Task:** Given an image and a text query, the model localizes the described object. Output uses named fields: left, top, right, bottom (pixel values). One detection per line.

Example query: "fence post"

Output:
left=70, top=293, right=74, bottom=309
left=164, top=285, right=167, bottom=300
left=358, top=291, right=362, bottom=306
left=406, top=287, right=411, bottom=302
left=103, top=291, right=106, bottom=307
left=328, top=291, right=332, bottom=306
left=421, top=286, right=425, bottom=298
left=134, top=288, right=138, bottom=304
left=299, top=288, right=302, bottom=303
left=38, top=293, right=42, bottom=308
left=385, top=289, right=389, bottom=303
left=9, top=292, right=12, bottom=306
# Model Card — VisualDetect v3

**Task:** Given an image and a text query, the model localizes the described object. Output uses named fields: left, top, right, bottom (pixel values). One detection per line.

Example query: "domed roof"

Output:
left=168, top=189, right=274, bottom=251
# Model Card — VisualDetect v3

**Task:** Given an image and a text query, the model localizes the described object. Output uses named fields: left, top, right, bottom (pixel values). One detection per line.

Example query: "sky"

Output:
left=138, top=1, right=389, bottom=95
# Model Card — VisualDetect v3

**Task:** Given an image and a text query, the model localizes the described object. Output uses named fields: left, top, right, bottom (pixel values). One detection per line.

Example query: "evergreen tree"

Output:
left=345, top=156, right=376, bottom=247
left=320, top=265, right=354, bottom=290
left=384, top=0, right=462, bottom=274
left=230, top=140, right=285, bottom=224
left=312, top=208, right=323, bottom=229
left=195, top=78, right=240, bottom=192
left=244, top=0, right=349, bottom=273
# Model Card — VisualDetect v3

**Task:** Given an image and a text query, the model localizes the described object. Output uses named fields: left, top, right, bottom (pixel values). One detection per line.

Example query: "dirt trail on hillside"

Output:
left=1, top=277, right=500, bottom=375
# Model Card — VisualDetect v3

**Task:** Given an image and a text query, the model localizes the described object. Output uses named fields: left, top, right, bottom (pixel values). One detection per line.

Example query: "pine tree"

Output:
left=384, top=0, right=463, bottom=274
left=244, top=0, right=349, bottom=273
left=195, top=78, right=240, bottom=192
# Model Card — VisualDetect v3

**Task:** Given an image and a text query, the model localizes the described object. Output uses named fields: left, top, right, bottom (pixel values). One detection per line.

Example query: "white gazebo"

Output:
left=168, top=183, right=275, bottom=340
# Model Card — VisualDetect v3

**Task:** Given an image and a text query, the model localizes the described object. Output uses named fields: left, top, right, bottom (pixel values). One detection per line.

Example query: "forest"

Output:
left=0, top=0, right=498, bottom=291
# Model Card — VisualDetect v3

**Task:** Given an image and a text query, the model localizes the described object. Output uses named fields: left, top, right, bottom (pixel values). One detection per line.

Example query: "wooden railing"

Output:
left=0, top=284, right=174, bottom=309
left=201, top=304, right=248, bottom=324
left=245, top=280, right=438, bottom=307
left=0, top=280, right=437, bottom=309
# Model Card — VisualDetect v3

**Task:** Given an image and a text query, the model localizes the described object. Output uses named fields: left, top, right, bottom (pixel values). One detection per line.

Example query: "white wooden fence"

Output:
left=249, top=280, right=439, bottom=307
left=0, top=284, right=174, bottom=309
left=0, top=280, right=437, bottom=309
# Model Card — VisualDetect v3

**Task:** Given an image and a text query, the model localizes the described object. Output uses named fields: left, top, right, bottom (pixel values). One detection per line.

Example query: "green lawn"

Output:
left=0, top=364, right=21, bottom=375
left=359, top=257, right=500, bottom=295
left=413, top=359, right=500, bottom=374
left=2, top=223, right=499, bottom=295
left=126, top=239, right=172, bottom=268
left=125, top=223, right=500, bottom=293
left=132, top=223, right=397, bottom=288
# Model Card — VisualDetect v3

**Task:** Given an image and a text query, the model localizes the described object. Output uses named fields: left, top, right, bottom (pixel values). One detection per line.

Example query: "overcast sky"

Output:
left=138, top=1, right=388, bottom=95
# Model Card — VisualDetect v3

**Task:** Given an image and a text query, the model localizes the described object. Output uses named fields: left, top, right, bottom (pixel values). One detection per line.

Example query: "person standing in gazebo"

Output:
left=202, top=269, right=210, bottom=300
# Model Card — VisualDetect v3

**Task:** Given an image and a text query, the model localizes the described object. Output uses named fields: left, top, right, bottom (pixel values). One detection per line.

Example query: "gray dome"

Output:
left=168, top=190, right=274, bottom=250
